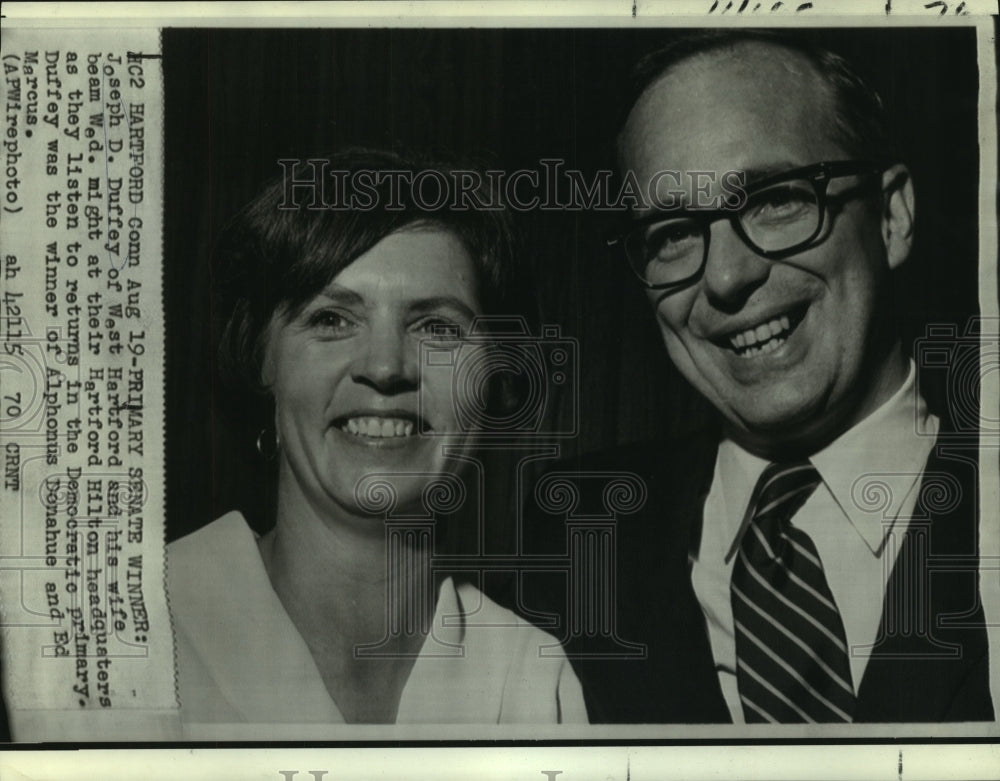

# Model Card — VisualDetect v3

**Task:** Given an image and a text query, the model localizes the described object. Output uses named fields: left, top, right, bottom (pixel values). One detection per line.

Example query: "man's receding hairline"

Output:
left=638, top=39, right=832, bottom=109
left=618, top=39, right=841, bottom=164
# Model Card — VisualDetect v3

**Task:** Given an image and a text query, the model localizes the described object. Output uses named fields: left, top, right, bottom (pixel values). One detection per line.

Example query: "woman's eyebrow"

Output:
left=407, top=296, right=478, bottom=321
left=312, top=287, right=477, bottom=321
left=314, top=286, right=365, bottom=307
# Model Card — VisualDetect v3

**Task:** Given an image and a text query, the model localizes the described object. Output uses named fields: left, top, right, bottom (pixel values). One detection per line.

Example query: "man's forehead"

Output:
left=637, top=41, right=828, bottom=109
left=620, top=42, right=840, bottom=174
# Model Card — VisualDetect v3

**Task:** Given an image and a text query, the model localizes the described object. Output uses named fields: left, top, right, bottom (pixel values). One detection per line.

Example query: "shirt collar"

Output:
left=717, top=360, right=938, bottom=558
left=170, top=513, right=468, bottom=724
left=810, top=360, right=938, bottom=553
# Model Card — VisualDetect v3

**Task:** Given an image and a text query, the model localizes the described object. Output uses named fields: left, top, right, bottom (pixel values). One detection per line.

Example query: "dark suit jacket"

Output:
left=0, top=652, right=8, bottom=741
left=513, top=424, right=993, bottom=723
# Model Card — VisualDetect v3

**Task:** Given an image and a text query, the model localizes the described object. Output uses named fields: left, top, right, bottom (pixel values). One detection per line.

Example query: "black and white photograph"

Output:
left=1, top=1, right=997, bottom=777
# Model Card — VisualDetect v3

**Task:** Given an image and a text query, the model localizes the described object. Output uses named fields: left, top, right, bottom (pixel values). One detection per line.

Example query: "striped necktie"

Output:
left=730, top=460, right=856, bottom=723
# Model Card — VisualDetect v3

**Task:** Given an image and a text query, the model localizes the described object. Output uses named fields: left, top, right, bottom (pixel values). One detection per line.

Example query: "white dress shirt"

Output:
left=167, top=512, right=587, bottom=738
left=691, top=361, right=939, bottom=723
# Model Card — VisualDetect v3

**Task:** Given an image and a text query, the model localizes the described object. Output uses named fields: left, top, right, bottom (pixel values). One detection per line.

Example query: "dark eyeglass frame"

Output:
left=608, top=160, right=886, bottom=293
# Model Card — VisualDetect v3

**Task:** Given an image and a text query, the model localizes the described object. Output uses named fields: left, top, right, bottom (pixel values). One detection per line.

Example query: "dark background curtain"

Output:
left=162, top=27, right=981, bottom=549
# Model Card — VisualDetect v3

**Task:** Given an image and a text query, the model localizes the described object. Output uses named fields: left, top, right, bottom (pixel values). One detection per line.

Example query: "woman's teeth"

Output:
left=729, top=315, right=793, bottom=358
left=343, top=417, right=415, bottom=438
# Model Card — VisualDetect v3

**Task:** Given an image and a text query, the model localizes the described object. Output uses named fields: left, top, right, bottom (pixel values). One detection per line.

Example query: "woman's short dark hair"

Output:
left=617, top=30, right=893, bottom=164
left=216, top=148, right=526, bottom=393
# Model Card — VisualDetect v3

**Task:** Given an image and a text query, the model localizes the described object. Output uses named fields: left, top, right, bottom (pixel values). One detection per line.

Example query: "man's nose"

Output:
left=352, top=326, right=418, bottom=394
left=700, top=220, right=772, bottom=310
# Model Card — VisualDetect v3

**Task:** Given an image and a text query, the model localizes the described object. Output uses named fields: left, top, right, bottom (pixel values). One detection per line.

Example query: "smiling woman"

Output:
left=166, top=149, right=587, bottom=736
left=262, top=230, right=485, bottom=531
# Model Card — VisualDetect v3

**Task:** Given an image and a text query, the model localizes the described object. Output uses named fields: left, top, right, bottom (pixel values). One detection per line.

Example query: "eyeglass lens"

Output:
left=629, top=177, right=822, bottom=286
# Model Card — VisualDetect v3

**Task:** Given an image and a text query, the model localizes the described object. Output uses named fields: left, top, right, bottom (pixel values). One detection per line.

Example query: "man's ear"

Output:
left=881, top=163, right=915, bottom=270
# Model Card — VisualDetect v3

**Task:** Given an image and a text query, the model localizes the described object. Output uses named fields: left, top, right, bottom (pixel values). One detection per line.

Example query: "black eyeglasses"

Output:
left=608, top=160, right=885, bottom=292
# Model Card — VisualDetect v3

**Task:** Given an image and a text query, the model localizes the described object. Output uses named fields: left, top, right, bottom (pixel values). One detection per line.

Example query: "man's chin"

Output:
left=722, top=395, right=833, bottom=457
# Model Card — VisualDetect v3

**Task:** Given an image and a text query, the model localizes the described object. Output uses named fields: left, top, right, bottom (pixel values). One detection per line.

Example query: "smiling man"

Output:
left=524, top=31, right=993, bottom=725
left=618, top=38, right=914, bottom=460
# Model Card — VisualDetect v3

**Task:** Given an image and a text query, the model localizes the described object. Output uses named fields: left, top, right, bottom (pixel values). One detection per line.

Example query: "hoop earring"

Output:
left=256, top=427, right=279, bottom=461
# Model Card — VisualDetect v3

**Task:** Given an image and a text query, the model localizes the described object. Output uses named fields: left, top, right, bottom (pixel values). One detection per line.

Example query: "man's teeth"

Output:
left=729, top=315, right=792, bottom=358
left=343, top=417, right=415, bottom=438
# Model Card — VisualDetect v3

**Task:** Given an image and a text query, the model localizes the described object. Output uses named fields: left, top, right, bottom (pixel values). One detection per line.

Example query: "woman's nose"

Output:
left=352, top=326, right=419, bottom=394
left=700, top=220, right=772, bottom=311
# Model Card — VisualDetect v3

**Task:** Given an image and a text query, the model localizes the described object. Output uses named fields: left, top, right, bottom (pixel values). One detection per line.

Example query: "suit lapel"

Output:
left=649, top=433, right=730, bottom=722
left=855, top=431, right=993, bottom=721
left=570, top=430, right=730, bottom=723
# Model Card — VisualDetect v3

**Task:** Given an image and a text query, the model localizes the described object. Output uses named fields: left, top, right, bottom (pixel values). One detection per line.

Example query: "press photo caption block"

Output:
left=1, top=26, right=178, bottom=740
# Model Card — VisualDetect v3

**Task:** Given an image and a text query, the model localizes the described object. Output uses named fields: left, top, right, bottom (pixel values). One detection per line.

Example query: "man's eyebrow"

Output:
left=739, top=162, right=805, bottom=185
